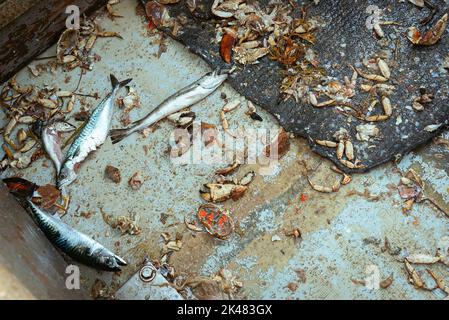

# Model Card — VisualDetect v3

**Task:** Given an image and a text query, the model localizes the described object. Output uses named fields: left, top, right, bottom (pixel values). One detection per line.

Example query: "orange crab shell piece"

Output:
left=220, top=33, right=236, bottom=64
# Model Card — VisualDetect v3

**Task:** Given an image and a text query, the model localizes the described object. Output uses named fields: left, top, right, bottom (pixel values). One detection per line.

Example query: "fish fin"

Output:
left=110, top=74, right=132, bottom=89
left=109, top=127, right=132, bottom=144
left=2, top=177, right=37, bottom=199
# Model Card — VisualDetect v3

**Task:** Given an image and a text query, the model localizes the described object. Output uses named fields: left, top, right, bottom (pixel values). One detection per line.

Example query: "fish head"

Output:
left=199, top=68, right=229, bottom=90
left=57, top=165, right=77, bottom=189
left=42, top=126, right=58, bottom=141
left=95, top=249, right=127, bottom=271
left=50, top=121, right=76, bottom=133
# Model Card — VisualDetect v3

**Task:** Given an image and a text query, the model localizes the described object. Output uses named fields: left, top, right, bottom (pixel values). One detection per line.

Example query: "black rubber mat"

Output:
left=153, top=0, right=449, bottom=172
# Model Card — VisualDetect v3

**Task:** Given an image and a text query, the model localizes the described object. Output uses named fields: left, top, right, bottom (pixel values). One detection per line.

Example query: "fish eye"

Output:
left=105, top=257, right=114, bottom=265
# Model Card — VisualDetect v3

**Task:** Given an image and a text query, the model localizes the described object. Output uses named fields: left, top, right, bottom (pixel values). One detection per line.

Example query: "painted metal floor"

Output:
left=1, top=1, right=448, bottom=299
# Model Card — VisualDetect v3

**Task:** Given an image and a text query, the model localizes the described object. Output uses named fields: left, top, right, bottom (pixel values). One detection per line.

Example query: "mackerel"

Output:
left=26, top=199, right=127, bottom=271
left=3, top=177, right=127, bottom=271
left=58, top=74, right=131, bottom=189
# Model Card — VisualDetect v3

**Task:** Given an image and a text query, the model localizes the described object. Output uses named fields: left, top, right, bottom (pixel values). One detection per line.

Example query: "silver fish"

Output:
left=109, top=68, right=228, bottom=144
left=26, top=199, right=127, bottom=271
left=58, top=74, right=132, bottom=189
left=42, top=121, right=76, bottom=175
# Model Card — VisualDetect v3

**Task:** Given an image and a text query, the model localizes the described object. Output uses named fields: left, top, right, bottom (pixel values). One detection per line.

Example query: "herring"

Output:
left=26, top=199, right=127, bottom=271
left=109, top=68, right=229, bottom=144
left=58, top=74, right=132, bottom=189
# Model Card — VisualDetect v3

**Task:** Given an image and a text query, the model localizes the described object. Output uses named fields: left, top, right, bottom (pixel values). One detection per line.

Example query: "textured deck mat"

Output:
left=151, top=0, right=448, bottom=173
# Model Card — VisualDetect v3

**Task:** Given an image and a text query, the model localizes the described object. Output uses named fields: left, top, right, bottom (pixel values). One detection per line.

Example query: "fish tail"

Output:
left=109, top=127, right=133, bottom=144
left=110, top=74, right=132, bottom=90
left=2, top=177, right=37, bottom=199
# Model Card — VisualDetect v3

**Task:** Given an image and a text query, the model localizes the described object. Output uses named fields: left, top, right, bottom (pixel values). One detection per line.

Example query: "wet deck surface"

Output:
left=1, top=1, right=448, bottom=299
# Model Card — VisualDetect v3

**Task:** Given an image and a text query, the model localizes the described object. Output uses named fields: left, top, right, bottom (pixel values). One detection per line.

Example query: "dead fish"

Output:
left=58, top=74, right=132, bottom=189
left=26, top=199, right=126, bottom=271
left=42, top=120, right=76, bottom=175
left=3, top=177, right=126, bottom=271
left=109, top=68, right=228, bottom=144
